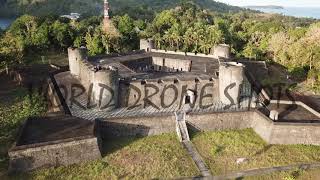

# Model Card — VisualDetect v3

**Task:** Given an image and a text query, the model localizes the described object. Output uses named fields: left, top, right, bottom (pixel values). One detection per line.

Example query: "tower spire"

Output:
left=102, top=0, right=119, bottom=37
left=104, top=0, right=110, bottom=20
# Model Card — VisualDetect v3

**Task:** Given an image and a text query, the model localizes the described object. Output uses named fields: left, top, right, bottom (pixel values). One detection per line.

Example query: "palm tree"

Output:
left=191, top=22, right=206, bottom=53
left=208, top=25, right=223, bottom=45
left=199, top=39, right=211, bottom=54
left=153, top=33, right=162, bottom=49
left=163, top=31, right=174, bottom=50
left=170, top=24, right=183, bottom=50
left=183, top=27, right=194, bottom=52
left=102, top=33, right=111, bottom=54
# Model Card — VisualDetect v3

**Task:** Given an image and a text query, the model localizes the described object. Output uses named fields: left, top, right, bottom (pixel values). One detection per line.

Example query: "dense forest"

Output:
left=0, top=0, right=243, bottom=18
left=0, top=1, right=320, bottom=91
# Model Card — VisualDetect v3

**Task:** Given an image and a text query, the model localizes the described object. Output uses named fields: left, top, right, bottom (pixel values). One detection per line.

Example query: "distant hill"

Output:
left=0, top=0, right=244, bottom=18
left=245, top=5, right=284, bottom=9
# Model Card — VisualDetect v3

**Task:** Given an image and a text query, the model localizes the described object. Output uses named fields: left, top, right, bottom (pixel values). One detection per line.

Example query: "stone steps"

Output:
left=179, top=122, right=190, bottom=142
left=182, top=141, right=211, bottom=177
left=175, top=110, right=212, bottom=177
left=175, top=111, right=190, bottom=142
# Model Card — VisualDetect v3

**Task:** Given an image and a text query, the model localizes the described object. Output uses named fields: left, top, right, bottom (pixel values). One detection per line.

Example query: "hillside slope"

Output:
left=0, top=0, right=243, bottom=18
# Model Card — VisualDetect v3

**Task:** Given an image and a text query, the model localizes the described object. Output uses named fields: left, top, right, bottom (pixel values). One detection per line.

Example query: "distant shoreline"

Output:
left=247, top=6, right=320, bottom=19
left=245, top=5, right=284, bottom=9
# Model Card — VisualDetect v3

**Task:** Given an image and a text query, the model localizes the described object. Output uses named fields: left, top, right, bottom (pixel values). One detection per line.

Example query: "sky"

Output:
left=215, top=0, right=320, bottom=7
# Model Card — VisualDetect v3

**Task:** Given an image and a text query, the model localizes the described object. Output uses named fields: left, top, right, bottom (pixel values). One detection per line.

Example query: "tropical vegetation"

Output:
left=0, top=1, right=320, bottom=90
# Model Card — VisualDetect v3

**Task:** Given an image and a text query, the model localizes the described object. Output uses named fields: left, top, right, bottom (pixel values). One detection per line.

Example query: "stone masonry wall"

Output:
left=251, top=110, right=320, bottom=145
left=47, top=105, right=320, bottom=146
left=99, top=115, right=176, bottom=138
left=250, top=110, right=320, bottom=145
left=251, top=111, right=274, bottom=142
left=9, top=137, right=101, bottom=172
left=152, top=56, right=191, bottom=72
left=269, top=123, right=320, bottom=145
left=98, top=111, right=271, bottom=142
left=118, top=79, right=219, bottom=110
left=187, top=111, right=254, bottom=131
left=78, top=59, right=95, bottom=91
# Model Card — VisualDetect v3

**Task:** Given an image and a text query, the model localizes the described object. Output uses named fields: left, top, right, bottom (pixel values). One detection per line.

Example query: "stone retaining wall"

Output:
left=187, top=111, right=253, bottom=131
left=251, top=111, right=274, bottom=142
left=252, top=110, right=320, bottom=145
left=270, top=123, right=320, bottom=145
left=99, top=115, right=176, bottom=138
left=99, top=109, right=320, bottom=146
left=9, top=137, right=101, bottom=172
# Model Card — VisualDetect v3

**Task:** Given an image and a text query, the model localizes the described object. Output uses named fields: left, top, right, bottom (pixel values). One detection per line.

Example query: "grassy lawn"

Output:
left=245, top=168, right=320, bottom=180
left=191, top=129, right=320, bottom=176
left=0, top=74, right=45, bottom=179
left=7, top=134, right=199, bottom=180
left=0, top=88, right=46, bottom=179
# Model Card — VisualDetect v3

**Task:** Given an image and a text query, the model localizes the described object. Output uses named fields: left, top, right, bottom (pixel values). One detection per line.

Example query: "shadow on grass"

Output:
left=100, top=136, right=141, bottom=157
left=96, top=121, right=152, bottom=157
left=186, top=122, right=202, bottom=140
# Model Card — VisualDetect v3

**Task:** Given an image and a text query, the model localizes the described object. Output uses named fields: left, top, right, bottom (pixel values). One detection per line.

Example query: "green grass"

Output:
left=7, top=134, right=199, bottom=180
left=191, top=129, right=320, bottom=175
left=244, top=168, right=320, bottom=180
left=0, top=88, right=46, bottom=178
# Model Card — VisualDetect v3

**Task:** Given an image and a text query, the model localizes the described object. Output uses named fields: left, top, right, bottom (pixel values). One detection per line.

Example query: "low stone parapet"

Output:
left=8, top=116, right=101, bottom=172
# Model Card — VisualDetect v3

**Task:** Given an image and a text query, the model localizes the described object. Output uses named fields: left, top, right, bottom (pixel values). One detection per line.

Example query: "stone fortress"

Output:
left=7, top=0, right=320, bottom=175
left=9, top=39, right=320, bottom=173
left=65, top=40, right=254, bottom=113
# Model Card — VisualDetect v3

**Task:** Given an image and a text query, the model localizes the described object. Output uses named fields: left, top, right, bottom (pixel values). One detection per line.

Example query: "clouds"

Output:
left=215, top=0, right=320, bottom=7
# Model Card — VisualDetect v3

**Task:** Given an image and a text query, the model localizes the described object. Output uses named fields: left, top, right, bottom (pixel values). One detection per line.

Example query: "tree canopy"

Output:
left=0, top=3, right=320, bottom=91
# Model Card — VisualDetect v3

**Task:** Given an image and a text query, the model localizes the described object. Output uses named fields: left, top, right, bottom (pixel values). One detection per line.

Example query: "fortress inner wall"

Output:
left=118, top=78, right=219, bottom=110
left=152, top=56, right=191, bottom=72
left=121, top=56, right=191, bottom=73
left=78, top=59, right=95, bottom=90
left=121, top=57, right=153, bottom=72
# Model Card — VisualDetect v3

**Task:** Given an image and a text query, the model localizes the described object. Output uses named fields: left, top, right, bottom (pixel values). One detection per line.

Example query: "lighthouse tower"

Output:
left=102, top=0, right=119, bottom=36
left=104, top=0, right=110, bottom=20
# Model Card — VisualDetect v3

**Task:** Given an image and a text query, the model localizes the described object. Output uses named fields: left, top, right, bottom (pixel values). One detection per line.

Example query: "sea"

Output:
left=249, top=7, right=320, bottom=19
left=0, top=18, right=15, bottom=30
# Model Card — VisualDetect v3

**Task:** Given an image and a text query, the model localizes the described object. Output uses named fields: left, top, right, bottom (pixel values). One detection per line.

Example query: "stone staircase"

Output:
left=182, top=141, right=211, bottom=177
left=175, top=111, right=190, bottom=142
left=174, top=111, right=211, bottom=177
